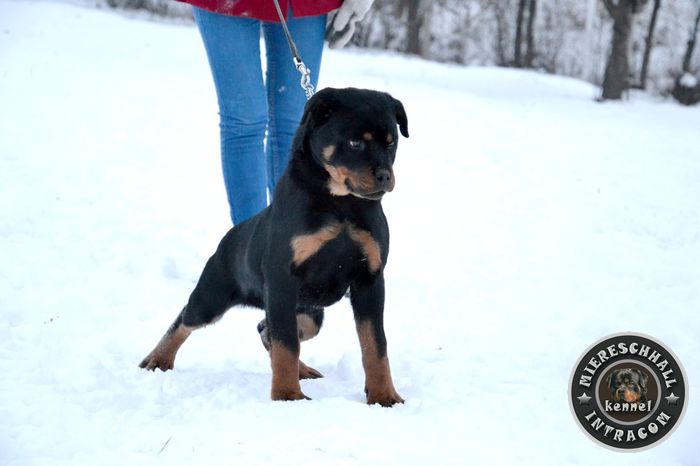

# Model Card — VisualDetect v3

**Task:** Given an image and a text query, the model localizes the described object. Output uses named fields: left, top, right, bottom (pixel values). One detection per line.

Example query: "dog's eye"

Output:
left=387, top=140, right=395, bottom=148
left=348, top=140, right=363, bottom=150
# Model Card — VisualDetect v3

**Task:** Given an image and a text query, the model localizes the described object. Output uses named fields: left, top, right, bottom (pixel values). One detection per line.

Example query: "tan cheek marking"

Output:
left=386, top=133, right=393, bottom=144
left=623, top=390, right=640, bottom=403
left=322, top=145, right=335, bottom=161
left=324, top=165, right=351, bottom=196
left=290, top=222, right=343, bottom=266
left=346, top=168, right=375, bottom=192
left=348, top=224, right=382, bottom=273
left=363, top=132, right=373, bottom=141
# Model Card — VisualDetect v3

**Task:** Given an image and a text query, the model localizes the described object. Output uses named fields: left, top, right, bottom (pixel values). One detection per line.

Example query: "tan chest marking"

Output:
left=290, top=222, right=383, bottom=273
left=347, top=224, right=383, bottom=273
left=291, top=222, right=343, bottom=266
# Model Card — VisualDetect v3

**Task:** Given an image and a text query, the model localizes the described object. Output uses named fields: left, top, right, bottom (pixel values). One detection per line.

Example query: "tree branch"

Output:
left=602, top=0, right=619, bottom=16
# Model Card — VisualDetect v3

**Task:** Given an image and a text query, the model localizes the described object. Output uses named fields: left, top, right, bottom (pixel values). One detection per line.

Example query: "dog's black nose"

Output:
left=374, top=168, right=392, bottom=185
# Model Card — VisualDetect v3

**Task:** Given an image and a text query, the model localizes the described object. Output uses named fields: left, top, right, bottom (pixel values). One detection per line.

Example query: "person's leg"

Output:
left=263, top=11, right=327, bottom=196
left=193, top=7, right=268, bottom=225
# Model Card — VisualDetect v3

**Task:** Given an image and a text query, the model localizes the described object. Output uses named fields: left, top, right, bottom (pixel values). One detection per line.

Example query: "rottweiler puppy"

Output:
left=608, top=368, right=648, bottom=403
left=139, top=88, right=408, bottom=406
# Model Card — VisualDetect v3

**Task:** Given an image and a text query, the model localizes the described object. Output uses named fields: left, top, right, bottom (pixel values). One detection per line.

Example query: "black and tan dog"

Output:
left=608, top=368, right=648, bottom=403
left=139, top=88, right=408, bottom=406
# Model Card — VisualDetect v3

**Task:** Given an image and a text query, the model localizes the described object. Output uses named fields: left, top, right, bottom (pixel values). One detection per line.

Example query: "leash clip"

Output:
left=294, top=57, right=315, bottom=100
left=272, top=0, right=315, bottom=100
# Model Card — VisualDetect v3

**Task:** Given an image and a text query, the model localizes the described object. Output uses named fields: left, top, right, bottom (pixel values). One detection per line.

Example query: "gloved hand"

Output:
left=326, top=0, right=374, bottom=49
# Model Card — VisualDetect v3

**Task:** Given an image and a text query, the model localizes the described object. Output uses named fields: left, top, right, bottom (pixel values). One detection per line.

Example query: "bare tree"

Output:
left=681, top=0, right=700, bottom=73
left=401, top=0, right=424, bottom=56
left=492, top=1, right=511, bottom=66
left=514, top=0, right=527, bottom=66
left=514, top=0, right=537, bottom=67
left=524, top=0, right=538, bottom=68
left=671, top=0, right=700, bottom=105
left=638, top=0, right=661, bottom=89
left=600, top=0, right=648, bottom=100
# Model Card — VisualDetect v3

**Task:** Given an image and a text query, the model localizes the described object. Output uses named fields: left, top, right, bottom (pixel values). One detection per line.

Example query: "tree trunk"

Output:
left=671, top=2, right=700, bottom=105
left=493, top=2, right=509, bottom=66
left=602, top=1, right=635, bottom=100
left=404, top=0, right=423, bottom=56
left=524, top=0, right=537, bottom=68
left=584, top=0, right=598, bottom=81
left=514, top=0, right=527, bottom=67
left=681, top=2, right=700, bottom=73
left=639, top=0, right=661, bottom=89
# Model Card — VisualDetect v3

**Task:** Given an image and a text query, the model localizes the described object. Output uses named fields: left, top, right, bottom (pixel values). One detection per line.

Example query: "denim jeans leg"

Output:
left=193, top=7, right=269, bottom=225
left=263, top=12, right=327, bottom=196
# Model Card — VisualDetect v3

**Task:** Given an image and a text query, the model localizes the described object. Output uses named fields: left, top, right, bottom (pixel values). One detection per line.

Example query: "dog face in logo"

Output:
left=608, top=368, right=648, bottom=403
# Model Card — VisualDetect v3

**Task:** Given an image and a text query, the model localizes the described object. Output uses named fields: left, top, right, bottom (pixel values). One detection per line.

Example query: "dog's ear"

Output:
left=389, top=95, right=409, bottom=138
left=293, top=89, right=337, bottom=155
left=304, top=88, right=338, bottom=129
left=635, top=369, right=648, bottom=389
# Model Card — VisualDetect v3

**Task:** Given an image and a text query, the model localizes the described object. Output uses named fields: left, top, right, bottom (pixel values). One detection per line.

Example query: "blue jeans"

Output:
left=193, top=7, right=326, bottom=225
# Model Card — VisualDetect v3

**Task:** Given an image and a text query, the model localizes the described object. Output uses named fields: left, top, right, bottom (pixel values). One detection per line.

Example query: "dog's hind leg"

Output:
left=138, top=309, right=191, bottom=371
left=296, top=307, right=324, bottom=379
left=257, top=307, right=324, bottom=379
left=257, top=307, right=325, bottom=349
left=139, top=252, right=239, bottom=371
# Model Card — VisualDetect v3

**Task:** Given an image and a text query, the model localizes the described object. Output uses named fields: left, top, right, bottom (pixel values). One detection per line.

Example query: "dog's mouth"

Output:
left=615, top=388, right=641, bottom=403
left=324, top=164, right=393, bottom=200
left=344, top=179, right=386, bottom=200
left=354, top=190, right=386, bottom=200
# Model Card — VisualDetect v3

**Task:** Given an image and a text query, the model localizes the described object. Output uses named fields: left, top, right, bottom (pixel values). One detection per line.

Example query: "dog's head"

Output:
left=608, top=368, right=648, bottom=403
left=297, top=87, right=409, bottom=200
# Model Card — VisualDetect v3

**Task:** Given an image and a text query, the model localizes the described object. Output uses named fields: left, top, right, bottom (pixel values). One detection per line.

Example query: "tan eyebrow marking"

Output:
left=386, top=133, right=393, bottom=143
left=363, top=132, right=373, bottom=141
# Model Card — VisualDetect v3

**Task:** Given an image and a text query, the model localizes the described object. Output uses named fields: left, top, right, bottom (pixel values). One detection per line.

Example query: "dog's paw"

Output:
left=366, top=387, right=405, bottom=407
left=138, top=352, right=175, bottom=371
left=271, top=388, right=311, bottom=401
left=299, top=360, right=323, bottom=379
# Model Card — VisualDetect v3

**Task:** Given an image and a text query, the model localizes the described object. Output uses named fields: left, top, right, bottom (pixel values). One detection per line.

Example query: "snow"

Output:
left=680, top=73, right=698, bottom=89
left=1, top=1, right=699, bottom=465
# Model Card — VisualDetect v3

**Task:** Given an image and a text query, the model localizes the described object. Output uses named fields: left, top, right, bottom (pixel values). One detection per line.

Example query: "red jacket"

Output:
left=181, top=0, right=343, bottom=22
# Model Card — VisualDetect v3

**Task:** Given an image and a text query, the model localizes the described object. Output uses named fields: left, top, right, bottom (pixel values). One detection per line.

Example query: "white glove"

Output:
left=326, top=0, right=374, bottom=49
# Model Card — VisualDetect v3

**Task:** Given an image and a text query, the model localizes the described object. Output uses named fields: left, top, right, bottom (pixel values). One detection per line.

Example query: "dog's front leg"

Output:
left=266, top=277, right=309, bottom=401
left=350, top=274, right=404, bottom=407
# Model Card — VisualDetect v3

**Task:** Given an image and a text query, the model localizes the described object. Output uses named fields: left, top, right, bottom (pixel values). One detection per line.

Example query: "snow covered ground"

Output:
left=1, top=1, right=699, bottom=465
